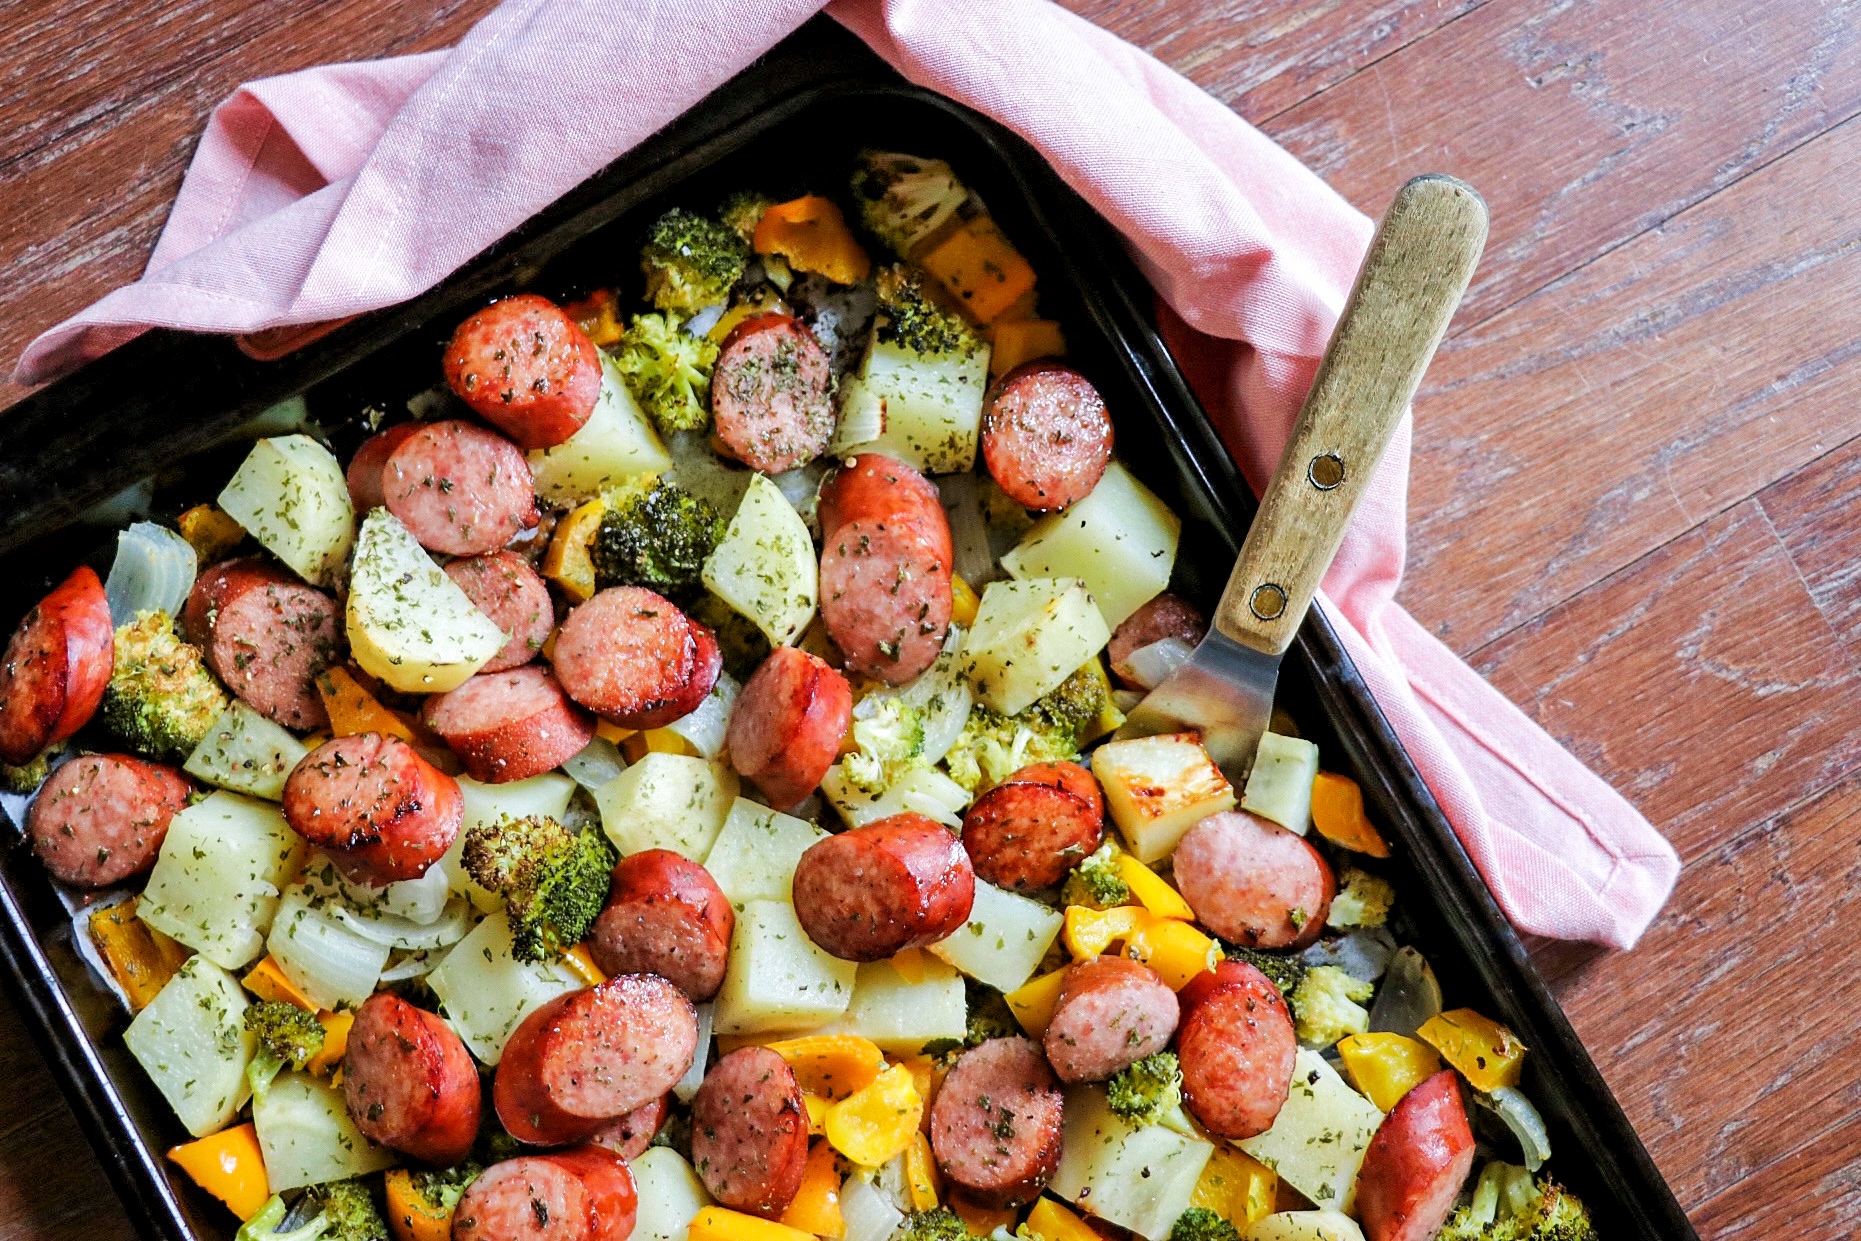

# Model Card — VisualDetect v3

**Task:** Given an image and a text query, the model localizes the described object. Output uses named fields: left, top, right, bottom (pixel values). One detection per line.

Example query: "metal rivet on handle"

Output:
left=1308, top=452, right=1345, bottom=490
left=1250, top=583, right=1288, bottom=621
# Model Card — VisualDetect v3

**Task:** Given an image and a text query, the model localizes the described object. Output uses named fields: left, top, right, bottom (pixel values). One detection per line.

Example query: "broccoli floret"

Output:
left=1327, top=866, right=1396, bottom=929
left=1027, top=662, right=1116, bottom=742
left=1289, top=965, right=1373, bottom=1049
left=719, top=190, right=777, bottom=245
left=591, top=477, right=726, bottom=597
left=642, top=208, right=748, bottom=314
left=304, top=1178, right=389, bottom=1241
left=1440, top=1164, right=1594, bottom=1241
left=1222, top=944, right=1308, bottom=998
left=243, top=999, right=326, bottom=1100
left=461, top=815, right=616, bottom=962
left=842, top=695, right=928, bottom=793
left=921, top=982, right=1019, bottom=1064
left=399, top=1164, right=482, bottom=1222
left=1065, top=841, right=1131, bottom=909
left=1167, top=1207, right=1240, bottom=1241
left=0, top=745, right=59, bottom=794
left=893, top=1206, right=971, bottom=1241
left=873, top=265, right=978, bottom=357
left=941, top=666, right=1108, bottom=795
left=1106, top=1051, right=1182, bottom=1127
left=613, top=312, right=721, bottom=434
left=100, top=610, right=229, bottom=761
left=850, top=151, right=970, bottom=257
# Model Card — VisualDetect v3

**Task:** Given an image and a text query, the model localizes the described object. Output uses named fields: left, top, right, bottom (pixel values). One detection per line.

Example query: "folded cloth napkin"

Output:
left=16, top=0, right=1679, bottom=948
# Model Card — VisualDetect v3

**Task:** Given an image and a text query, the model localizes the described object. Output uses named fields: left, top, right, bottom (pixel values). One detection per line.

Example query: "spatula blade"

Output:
left=1117, top=628, right=1280, bottom=781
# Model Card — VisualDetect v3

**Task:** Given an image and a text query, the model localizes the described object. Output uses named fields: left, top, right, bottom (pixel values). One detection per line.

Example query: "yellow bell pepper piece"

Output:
left=1417, top=1009, right=1527, bottom=1093
left=889, top=947, right=928, bottom=985
left=1121, top=917, right=1220, bottom=991
left=541, top=497, right=608, bottom=604
left=903, top=1132, right=941, bottom=1210
left=1004, top=968, right=1069, bottom=1039
left=1190, top=1146, right=1277, bottom=1227
left=708, top=292, right=792, bottom=344
left=243, top=954, right=316, bottom=1010
left=596, top=720, right=636, bottom=745
left=642, top=729, right=702, bottom=756
left=168, top=1123, right=270, bottom=1221
left=1063, top=904, right=1150, bottom=959
left=564, top=289, right=627, bottom=349
left=90, top=898, right=190, bottom=1011
left=824, top=1064, right=923, bottom=1166
left=689, top=1206, right=817, bottom=1241
left=950, top=575, right=980, bottom=628
left=765, top=1035, right=888, bottom=1101
left=917, top=216, right=1038, bottom=325
left=754, top=197, right=872, bottom=287
left=804, top=1093, right=830, bottom=1136
left=947, top=1196, right=1017, bottom=1237
left=1310, top=772, right=1390, bottom=858
left=1025, top=1196, right=1099, bottom=1241
left=986, top=319, right=1067, bottom=380
left=1336, top=1033, right=1442, bottom=1112
left=1113, top=854, right=1194, bottom=921
left=177, top=504, right=248, bottom=564
left=317, top=666, right=417, bottom=743
left=561, top=944, right=608, bottom=987
left=385, top=1167, right=458, bottom=1241
left=896, top=1056, right=942, bottom=1132
left=780, top=1141, right=847, bottom=1237
left=306, top=1010, right=354, bottom=1078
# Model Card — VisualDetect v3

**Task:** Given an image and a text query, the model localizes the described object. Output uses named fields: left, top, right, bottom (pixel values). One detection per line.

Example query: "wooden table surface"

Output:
left=3, top=1, right=1855, bottom=1236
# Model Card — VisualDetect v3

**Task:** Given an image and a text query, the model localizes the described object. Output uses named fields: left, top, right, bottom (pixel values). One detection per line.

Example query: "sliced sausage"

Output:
left=184, top=558, right=341, bottom=730
left=345, top=423, right=421, bottom=513
left=791, top=813, right=974, bottom=962
left=589, top=850, right=734, bottom=1003
left=726, top=647, right=851, bottom=810
left=929, top=1037, right=1064, bottom=1208
left=1172, top=810, right=1335, bottom=950
left=384, top=420, right=539, bottom=556
left=1177, top=958, right=1266, bottom=1015
left=1355, top=1071, right=1477, bottom=1241
left=494, top=973, right=699, bottom=1147
left=446, top=550, right=556, bottom=673
left=342, top=991, right=480, bottom=1165
left=26, top=753, right=191, bottom=887
left=711, top=313, right=836, bottom=475
left=588, top=1094, right=668, bottom=1162
left=444, top=294, right=604, bottom=451
left=281, top=732, right=464, bottom=886
left=551, top=587, right=699, bottom=726
left=818, top=516, right=952, bottom=685
left=422, top=666, right=596, bottom=784
left=1107, top=593, right=1207, bottom=690
left=1042, top=956, right=1178, bottom=1084
left=689, top=1046, right=810, bottom=1218
left=960, top=761, right=1104, bottom=892
left=620, top=618, right=721, bottom=731
left=1175, top=962, right=1297, bottom=1140
left=0, top=566, right=115, bottom=765
left=453, top=1146, right=637, bottom=1241
left=817, top=454, right=951, bottom=565
left=981, top=363, right=1113, bottom=512
left=540, top=1146, right=640, bottom=1241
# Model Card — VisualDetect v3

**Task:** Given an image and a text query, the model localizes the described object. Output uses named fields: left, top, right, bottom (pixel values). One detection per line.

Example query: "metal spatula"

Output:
left=1119, top=174, right=1488, bottom=780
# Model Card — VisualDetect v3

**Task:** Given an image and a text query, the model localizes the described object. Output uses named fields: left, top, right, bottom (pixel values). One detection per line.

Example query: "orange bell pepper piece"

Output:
left=177, top=504, right=248, bottom=564
left=90, top=898, right=190, bottom=1011
left=563, top=288, right=626, bottom=348
left=1310, top=771, right=1390, bottom=858
left=168, top=1123, right=270, bottom=1221
left=385, top=1168, right=460, bottom=1241
left=903, top=1132, right=941, bottom=1210
left=1026, top=1197, right=1099, bottom=1241
left=306, top=1010, right=354, bottom=1078
left=917, top=216, right=1037, bottom=325
left=779, top=1141, right=846, bottom=1237
left=1191, top=1146, right=1277, bottom=1227
left=316, top=666, right=417, bottom=743
left=1336, top=1033, right=1442, bottom=1112
left=691, top=1207, right=817, bottom=1241
left=753, top=196, right=872, bottom=286
left=242, top=955, right=316, bottom=1011
left=1417, top=1009, right=1527, bottom=1092
left=764, top=1034, right=888, bottom=1100
left=986, top=319, right=1066, bottom=380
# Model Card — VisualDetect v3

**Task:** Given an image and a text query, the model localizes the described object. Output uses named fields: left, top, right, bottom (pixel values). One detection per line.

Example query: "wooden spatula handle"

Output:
left=1214, top=173, right=1488, bottom=656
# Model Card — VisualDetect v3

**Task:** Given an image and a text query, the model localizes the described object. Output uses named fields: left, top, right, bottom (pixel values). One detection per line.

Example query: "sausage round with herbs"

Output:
left=445, top=550, right=556, bottom=673
left=589, top=849, right=734, bottom=1003
left=281, top=732, right=464, bottom=886
left=551, top=586, right=702, bottom=726
left=817, top=516, right=952, bottom=685
left=817, top=453, right=951, bottom=567
left=1175, top=960, right=1298, bottom=1140
left=0, top=566, right=115, bottom=766
left=710, top=313, right=836, bottom=474
left=1042, top=956, right=1179, bottom=1084
left=422, top=666, right=596, bottom=784
left=791, top=813, right=975, bottom=961
left=1171, top=809, right=1335, bottom=950
left=452, top=1146, right=638, bottom=1241
left=183, top=557, right=340, bottom=731
left=1354, top=1071, right=1477, bottom=1241
left=344, top=423, right=421, bottom=513
left=688, top=1046, right=811, bottom=1218
left=383, top=420, right=539, bottom=556
left=981, top=362, right=1113, bottom=511
left=26, top=753, right=192, bottom=887
left=960, top=760, right=1104, bottom=892
left=726, top=646, right=851, bottom=810
left=342, top=991, right=481, bottom=1165
left=443, top=293, right=605, bottom=451
left=929, top=1037, right=1065, bottom=1208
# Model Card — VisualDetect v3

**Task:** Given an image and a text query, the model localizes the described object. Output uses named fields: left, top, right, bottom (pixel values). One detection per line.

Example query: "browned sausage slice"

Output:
left=341, top=991, right=481, bottom=1165
left=1107, top=593, right=1207, bottom=690
left=0, top=566, right=115, bottom=765
left=817, top=454, right=951, bottom=566
left=422, top=666, right=596, bottom=784
left=444, top=294, right=604, bottom=451
left=446, top=550, right=556, bottom=673
left=818, top=516, right=952, bottom=685
left=384, top=420, right=539, bottom=556
left=453, top=1156, right=590, bottom=1241
left=1355, top=1071, right=1477, bottom=1241
left=929, top=1037, right=1064, bottom=1208
left=588, top=1094, right=668, bottom=1162
left=689, top=1046, right=810, bottom=1218
left=551, top=586, right=697, bottom=726
left=710, top=313, right=835, bottom=475
left=345, top=423, right=421, bottom=513
left=981, top=363, right=1113, bottom=512
left=541, top=1146, right=639, bottom=1241
left=1042, top=956, right=1178, bottom=1084
left=184, top=558, right=341, bottom=730
left=1175, top=962, right=1297, bottom=1140
left=281, top=732, right=464, bottom=886
left=1172, top=810, right=1335, bottom=950
left=726, top=647, right=851, bottom=810
left=589, top=850, right=734, bottom=1002
left=27, top=753, right=191, bottom=888
left=791, top=813, right=975, bottom=962
left=619, top=618, right=721, bottom=731
left=493, top=974, right=698, bottom=1147
left=960, top=760, right=1104, bottom=892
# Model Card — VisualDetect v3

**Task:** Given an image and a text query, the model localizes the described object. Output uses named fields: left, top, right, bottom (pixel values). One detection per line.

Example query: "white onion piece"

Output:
left=269, top=887, right=389, bottom=1009
left=936, top=472, right=996, bottom=587
left=1120, top=637, right=1195, bottom=691
left=1480, top=1087, right=1553, bottom=1171
left=1368, top=946, right=1442, bottom=1036
left=838, top=1175, right=903, bottom=1241
left=674, top=1003, right=713, bottom=1103
left=830, top=378, right=886, bottom=457
left=684, top=304, right=726, bottom=337
left=378, top=949, right=444, bottom=983
left=105, top=522, right=199, bottom=626
left=665, top=672, right=739, bottom=760
left=665, top=430, right=752, bottom=520
left=562, top=736, right=627, bottom=792
left=332, top=898, right=472, bottom=952
left=854, top=627, right=970, bottom=766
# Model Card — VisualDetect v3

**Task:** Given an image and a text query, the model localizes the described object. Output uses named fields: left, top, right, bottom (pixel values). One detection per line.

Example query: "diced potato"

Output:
left=266, top=885, right=391, bottom=1010
left=633, top=1148, right=713, bottom=1241
left=1241, top=733, right=1321, bottom=835
left=704, top=798, right=829, bottom=908
left=844, top=333, right=992, bottom=474
left=821, top=762, right=971, bottom=829
left=1243, top=1213, right=1366, bottom=1241
left=346, top=508, right=506, bottom=692
left=927, top=878, right=1063, bottom=993
left=427, top=911, right=581, bottom=1063
left=811, top=956, right=967, bottom=1053
left=703, top=474, right=817, bottom=648
left=123, top=956, right=254, bottom=1137
left=1001, top=463, right=1180, bottom=629
left=184, top=700, right=308, bottom=801
left=216, top=435, right=355, bottom=586
left=713, top=899, right=858, bottom=1035
left=528, top=354, right=673, bottom=504
left=962, top=578, right=1111, bottom=715
left=1091, top=733, right=1236, bottom=864
left=595, top=754, right=738, bottom=860
left=251, top=1070, right=397, bottom=1191
left=1239, top=1049, right=1383, bottom=1214
left=1051, top=1085, right=1214, bottom=1241
left=138, top=792, right=306, bottom=970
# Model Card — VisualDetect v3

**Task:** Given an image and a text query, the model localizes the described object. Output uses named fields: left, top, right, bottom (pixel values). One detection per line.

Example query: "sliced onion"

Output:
left=829, top=375, right=885, bottom=456
left=674, top=1003, right=713, bottom=1103
left=665, top=430, right=752, bottom=520
left=666, top=671, right=739, bottom=760
left=105, top=522, right=199, bottom=626
left=1368, top=946, right=1442, bottom=1036
left=1120, top=637, right=1195, bottom=692
left=331, top=896, right=473, bottom=951
left=378, top=948, right=445, bottom=983
left=562, top=735, right=627, bottom=793
left=1302, top=927, right=1397, bottom=983
left=684, top=304, right=726, bottom=338
left=1479, top=1087, right=1553, bottom=1171
left=936, top=471, right=996, bottom=587
left=838, top=1174, right=903, bottom=1241
left=270, top=887, right=390, bottom=1009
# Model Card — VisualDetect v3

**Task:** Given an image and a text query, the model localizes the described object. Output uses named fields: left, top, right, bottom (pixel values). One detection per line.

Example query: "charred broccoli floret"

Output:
left=613, top=312, right=721, bottom=434
left=1289, top=965, right=1373, bottom=1049
left=893, top=1207, right=972, bottom=1241
left=101, top=610, right=229, bottom=761
left=849, top=151, right=970, bottom=257
left=243, top=999, right=326, bottom=1099
left=460, top=815, right=616, bottom=962
left=719, top=190, right=778, bottom=244
left=1026, top=660, right=1119, bottom=742
left=591, top=477, right=726, bottom=597
left=1440, top=1162, right=1594, bottom=1241
left=873, top=264, right=977, bottom=357
left=1106, top=1051, right=1182, bottom=1127
left=0, top=745, right=59, bottom=794
left=642, top=208, right=749, bottom=314
left=1327, top=866, right=1396, bottom=929
left=1222, top=944, right=1308, bottom=998
left=1064, top=840, right=1131, bottom=909
left=1167, top=1207, right=1240, bottom=1241
left=941, top=666, right=1108, bottom=795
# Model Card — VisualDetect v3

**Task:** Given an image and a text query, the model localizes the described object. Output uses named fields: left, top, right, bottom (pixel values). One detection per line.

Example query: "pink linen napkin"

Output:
left=15, top=0, right=1679, bottom=949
